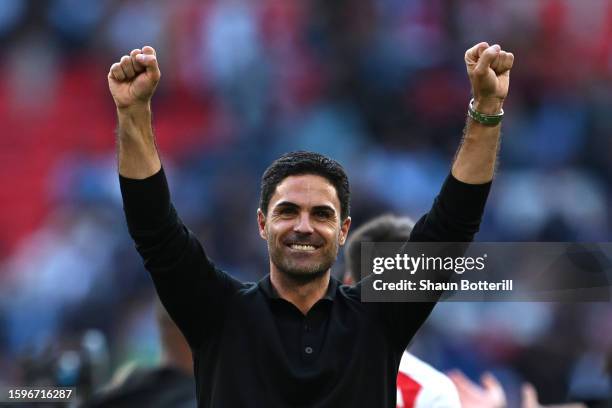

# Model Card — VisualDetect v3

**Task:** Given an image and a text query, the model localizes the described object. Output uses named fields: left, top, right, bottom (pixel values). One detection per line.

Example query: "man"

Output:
left=343, top=215, right=461, bottom=408
left=109, top=42, right=513, bottom=406
left=82, top=300, right=195, bottom=408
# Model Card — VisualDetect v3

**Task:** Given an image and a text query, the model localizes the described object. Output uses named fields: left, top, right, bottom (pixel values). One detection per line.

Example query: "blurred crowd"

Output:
left=0, top=0, right=611, bottom=405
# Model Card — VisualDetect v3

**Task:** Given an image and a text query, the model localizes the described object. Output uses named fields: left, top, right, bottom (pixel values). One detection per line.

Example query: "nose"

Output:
left=293, top=211, right=314, bottom=234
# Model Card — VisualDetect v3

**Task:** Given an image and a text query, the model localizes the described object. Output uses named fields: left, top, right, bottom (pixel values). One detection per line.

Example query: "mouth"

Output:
left=287, top=243, right=319, bottom=252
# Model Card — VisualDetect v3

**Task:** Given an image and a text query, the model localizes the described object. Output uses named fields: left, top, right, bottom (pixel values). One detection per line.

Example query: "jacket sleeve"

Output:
left=119, top=168, right=243, bottom=349
left=379, top=173, right=492, bottom=350
left=409, top=173, right=491, bottom=243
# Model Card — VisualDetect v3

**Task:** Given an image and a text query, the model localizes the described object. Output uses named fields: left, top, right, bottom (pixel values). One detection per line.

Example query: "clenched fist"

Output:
left=465, top=42, right=514, bottom=114
left=108, top=46, right=161, bottom=110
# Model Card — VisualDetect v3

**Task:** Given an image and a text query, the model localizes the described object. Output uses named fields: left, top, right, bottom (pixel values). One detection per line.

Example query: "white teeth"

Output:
left=290, top=244, right=316, bottom=251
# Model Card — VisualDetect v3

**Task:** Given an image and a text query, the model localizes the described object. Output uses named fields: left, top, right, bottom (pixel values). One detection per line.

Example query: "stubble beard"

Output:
left=268, top=237, right=338, bottom=284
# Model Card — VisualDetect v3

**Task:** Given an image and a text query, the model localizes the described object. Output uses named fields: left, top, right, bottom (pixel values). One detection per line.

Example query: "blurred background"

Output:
left=0, top=0, right=611, bottom=405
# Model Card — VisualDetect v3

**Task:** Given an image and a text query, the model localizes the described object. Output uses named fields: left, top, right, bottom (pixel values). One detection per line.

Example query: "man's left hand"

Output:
left=465, top=42, right=514, bottom=114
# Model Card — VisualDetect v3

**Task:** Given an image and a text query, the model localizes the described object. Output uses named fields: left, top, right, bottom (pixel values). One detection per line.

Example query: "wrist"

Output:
left=472, top=98, right=504, bottom=115
left=117, top=102, right=151, bottom=119
left=117, top=103, right=153, bottom=141
left=468, top=98, right=504, bottom=126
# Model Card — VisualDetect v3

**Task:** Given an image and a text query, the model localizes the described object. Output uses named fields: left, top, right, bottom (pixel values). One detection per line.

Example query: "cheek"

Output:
left=320, top=224, right=341, bottom=241
left=267, top=221, right=291, bottom=240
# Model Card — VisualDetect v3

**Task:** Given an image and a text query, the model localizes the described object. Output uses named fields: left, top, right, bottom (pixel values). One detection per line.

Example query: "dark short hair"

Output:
left=345, top=214, right=414, bottom=283
left=260, top=151, right=350, bottom=220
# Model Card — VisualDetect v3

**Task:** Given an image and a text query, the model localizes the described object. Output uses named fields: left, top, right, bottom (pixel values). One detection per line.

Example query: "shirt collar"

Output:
left=258, top=274, right=338, bottom=302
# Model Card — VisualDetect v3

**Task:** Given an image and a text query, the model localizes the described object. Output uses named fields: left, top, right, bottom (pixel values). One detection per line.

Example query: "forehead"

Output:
left=269, top=174, right=340, bottom=212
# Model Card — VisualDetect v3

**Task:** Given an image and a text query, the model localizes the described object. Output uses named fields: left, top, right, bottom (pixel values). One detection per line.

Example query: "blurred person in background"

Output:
left=344, top=215, right=609, bottom=408
left=449, top=370, right=595, bottom=408
left=81, top=299, right=195, bottom=408
left=343, top=214, right=461, bottom=408
left=108, top=39, right=512, bottom=407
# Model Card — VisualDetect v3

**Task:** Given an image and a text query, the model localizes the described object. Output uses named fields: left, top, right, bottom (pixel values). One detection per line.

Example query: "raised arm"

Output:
left=108, top=46, right=162, bottom=179
left=452, top=42, right=514, bottom=184
left=373, top=44, right=515, bottom=349
left=409, top=42, right=513, bottom=243
left=108, top=47, right=243, bottom=349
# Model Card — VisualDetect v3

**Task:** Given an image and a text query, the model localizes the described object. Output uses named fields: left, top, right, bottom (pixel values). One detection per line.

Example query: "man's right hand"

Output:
left=108, top=46, right=161, bottom=110
left=111, top=46, right=162, bottom=179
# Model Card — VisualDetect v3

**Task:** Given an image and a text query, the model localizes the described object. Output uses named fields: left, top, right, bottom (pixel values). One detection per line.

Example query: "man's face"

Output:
left=258, top=174, right=351, bottom=281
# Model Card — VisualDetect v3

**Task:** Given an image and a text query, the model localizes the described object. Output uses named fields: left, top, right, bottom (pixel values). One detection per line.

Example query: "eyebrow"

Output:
left=273, top=201, right=337, bottom=214
left=312, top=205, right=336, bottom=215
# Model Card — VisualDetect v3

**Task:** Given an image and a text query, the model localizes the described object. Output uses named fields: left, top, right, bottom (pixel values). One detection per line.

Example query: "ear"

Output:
left=257, top=208, right=267, bottom=240
left=338, top=216, right=351, bottom=246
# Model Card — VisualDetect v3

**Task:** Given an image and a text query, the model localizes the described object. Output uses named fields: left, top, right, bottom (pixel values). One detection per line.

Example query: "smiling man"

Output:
left=257, top=156, right=352, bottom=314
left=110, top=43, right=513, bottom=407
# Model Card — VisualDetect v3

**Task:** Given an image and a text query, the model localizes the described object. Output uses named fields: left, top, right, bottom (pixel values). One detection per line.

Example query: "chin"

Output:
left=278, top=262, right=330, bottom=282
left=268, top=242, right=338, bottom=282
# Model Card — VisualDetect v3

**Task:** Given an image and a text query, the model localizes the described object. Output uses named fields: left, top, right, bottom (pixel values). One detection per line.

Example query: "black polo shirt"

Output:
left=120, top=168, right=490, bottom=407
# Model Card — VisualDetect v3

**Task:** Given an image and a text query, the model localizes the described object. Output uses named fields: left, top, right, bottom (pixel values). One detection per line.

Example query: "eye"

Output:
left=314, top=209, right=332, bottom=219
left=277, top=207, right=298, bottom=217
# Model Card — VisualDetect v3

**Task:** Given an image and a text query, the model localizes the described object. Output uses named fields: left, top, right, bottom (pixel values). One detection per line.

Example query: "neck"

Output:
left=270, top=266, right=331, bottom=315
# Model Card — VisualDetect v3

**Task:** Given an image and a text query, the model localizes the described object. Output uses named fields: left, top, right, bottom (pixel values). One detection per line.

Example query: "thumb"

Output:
left=142, top=45, right=156, bottom=56
left=474, top=44, right=501, bottom=76
left=135, top=53, right=160, bottom=81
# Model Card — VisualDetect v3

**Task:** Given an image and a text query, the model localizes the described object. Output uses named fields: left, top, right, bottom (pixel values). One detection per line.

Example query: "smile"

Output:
left=289, top=244, right=318, bottom=251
